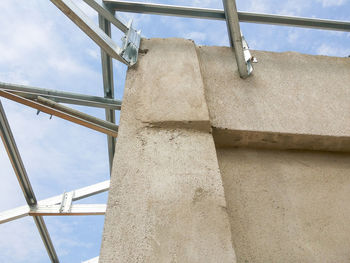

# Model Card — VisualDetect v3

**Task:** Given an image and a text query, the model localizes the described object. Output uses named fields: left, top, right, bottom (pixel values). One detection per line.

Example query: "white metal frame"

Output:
left=1, top=0, right=349, bottom=262
left=0, top=82, right=121, bottom=110
left=0, top=180, right=109, bottom=224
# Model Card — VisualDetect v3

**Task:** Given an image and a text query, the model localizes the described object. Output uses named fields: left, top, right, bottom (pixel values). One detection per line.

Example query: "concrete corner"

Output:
left=99, top=38, right=236, bottom=262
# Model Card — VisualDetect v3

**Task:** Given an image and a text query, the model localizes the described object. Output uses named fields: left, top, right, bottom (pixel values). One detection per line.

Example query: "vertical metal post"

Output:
left=222, top=0, right=250, bottom=78
left=99, top=5, right=116, bottom=174
left=0, top=101, right=59, bottom=263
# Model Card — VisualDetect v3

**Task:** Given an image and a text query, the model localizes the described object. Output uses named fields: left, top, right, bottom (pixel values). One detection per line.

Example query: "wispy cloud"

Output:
left=0, top=0, right=108, bottom=261
left=316, top=0, right=347, bottom=7
left=0, top=218, right=46, bottom=262
left=316, top=43, right=350, bottom=57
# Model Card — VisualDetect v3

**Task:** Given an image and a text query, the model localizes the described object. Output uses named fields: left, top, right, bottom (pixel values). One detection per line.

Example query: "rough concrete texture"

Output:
left=217, top=148, right=350, bottom=263
left=197, top=46, right=350, bottom=151
left=99, top=38, right=236, bottom=262
left=100, top=38, right=350, bottom=262
left=135, top=38, right=210, bottom=132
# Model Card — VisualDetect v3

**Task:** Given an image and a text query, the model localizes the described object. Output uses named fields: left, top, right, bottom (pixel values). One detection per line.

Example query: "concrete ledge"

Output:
left=213, top=128, right=350, bottom=152
left=197, top=45, right=350, bottom=152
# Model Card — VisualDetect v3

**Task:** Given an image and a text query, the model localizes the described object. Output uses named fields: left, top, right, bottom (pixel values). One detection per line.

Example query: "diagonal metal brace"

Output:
left=50, top=0, right=141, bottom=66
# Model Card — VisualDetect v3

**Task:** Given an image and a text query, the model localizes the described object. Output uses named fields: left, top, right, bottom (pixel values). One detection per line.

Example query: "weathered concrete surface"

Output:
left=197, top=46, right=350, bottom=151
left=218, top=148, right=350, bottom=263
left=136, top=38, right=211, bottom=132
left=99, top=38, right=236, bottom=262
left=100, top=38, right=350, bottom=262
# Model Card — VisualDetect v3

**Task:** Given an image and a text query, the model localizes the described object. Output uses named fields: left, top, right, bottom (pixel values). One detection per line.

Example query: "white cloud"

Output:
left=242, top=0, right=272, bottom=13
left=0, top=218, right=45, bottom=262
left=183, top=31, right=207, bottom=42
left=0, top=0, right=101, bottom=89
left=316, top=0, right=347, bottom=7
left=0, top=1, right=109, bottom=261
left=287, top=29, right=300, bottom=44
left=316, top=43, right=350, bottom=57
left=86, top=48, right=100, bottom=60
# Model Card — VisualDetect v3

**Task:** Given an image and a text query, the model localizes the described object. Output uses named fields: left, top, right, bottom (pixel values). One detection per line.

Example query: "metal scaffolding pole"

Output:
left=0, top=101, right=59, bottom=263
left=0, top=82, right=121, bottom=110
left=50, top=0, right=129, bottom=65
left=104, top=0, right=350, bottom=32
left=222, top=0, right=250, bottom=78
left=83, top=0, right=128, bottom=33
left=0, top=91, right=118, bottom=137
left=99, top=4, right=117, bottom=174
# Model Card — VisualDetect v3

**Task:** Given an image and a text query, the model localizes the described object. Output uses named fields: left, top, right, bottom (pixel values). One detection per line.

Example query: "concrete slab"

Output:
left=218, top=148, right=350, bottom=263
left=99, top=38, right=236, bottom=262
left=197, top=46, right=350, bottom=151
left=133, top=38, right=211, bottom=132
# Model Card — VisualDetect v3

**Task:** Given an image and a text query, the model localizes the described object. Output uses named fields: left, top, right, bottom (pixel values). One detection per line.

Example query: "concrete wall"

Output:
left=100, top=38, right=350, bottom=262
left=99, top=39, right=236, bottom=263
left=218, top=148, right=350, bottom=263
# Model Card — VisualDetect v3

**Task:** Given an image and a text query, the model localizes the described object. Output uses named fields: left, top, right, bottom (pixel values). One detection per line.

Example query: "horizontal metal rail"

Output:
left=0, top=205, right=30, bottom=224
left=1, top=205, right=106, bottom=223
left=39, top=180, right=110, bottom=205
left=0, top=82, right=121, bottom=110
left=0, top=101, right=59, bottom=262
left=0, top=180, right=109, bottom=224
left=30, top=204, right=106, bottom=216
left=0, top=91, right=118, bottom=137
left=104, top=0, right=225, bottom=19
left=36, top=96, right=118, bottom=131
left=104, top=0, right=350, bottom=32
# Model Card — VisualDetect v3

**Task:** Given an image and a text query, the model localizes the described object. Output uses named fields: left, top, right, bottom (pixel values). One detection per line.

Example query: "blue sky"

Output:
left=0, top=0, right=349, bottom=262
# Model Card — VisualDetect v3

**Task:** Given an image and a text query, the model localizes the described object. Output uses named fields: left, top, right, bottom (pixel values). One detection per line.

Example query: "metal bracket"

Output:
left=121, top=20, right=141, bottom=66
left=59, top=191, right=74, bottom=213
left=241, top=33, right=257, bottom=76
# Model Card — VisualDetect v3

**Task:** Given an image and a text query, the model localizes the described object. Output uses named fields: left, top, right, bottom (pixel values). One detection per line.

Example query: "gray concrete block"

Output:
left=133, top=38, right=211, bottom=132
left=99, top=38, right=235, bottom=263
left=197, top=46, right=350, bottom=151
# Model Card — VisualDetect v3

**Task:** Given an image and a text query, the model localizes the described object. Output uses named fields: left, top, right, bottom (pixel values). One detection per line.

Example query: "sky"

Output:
left=0, top=0, right=349, bottom=262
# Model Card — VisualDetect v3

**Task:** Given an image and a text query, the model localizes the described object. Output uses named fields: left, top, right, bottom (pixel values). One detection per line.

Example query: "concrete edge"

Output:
left=143, top=120, right=212, bottom=133
left=213, top=128, right=350, bottom=152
